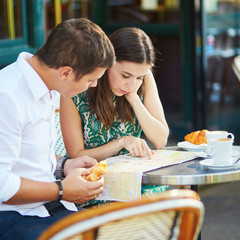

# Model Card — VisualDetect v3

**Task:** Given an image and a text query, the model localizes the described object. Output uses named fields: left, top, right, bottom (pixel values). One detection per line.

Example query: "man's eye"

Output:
left=122, top=74, right=129, bottom=79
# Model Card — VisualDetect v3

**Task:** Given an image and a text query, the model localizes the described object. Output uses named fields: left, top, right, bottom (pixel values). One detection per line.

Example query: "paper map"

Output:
left=97, top=150, right=197, bottom=201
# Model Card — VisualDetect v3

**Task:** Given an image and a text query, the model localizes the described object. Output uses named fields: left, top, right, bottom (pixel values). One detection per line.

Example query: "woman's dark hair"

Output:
left=88, top=27, right=155, bottom=127
left=35, top=18, right=115, bottom=79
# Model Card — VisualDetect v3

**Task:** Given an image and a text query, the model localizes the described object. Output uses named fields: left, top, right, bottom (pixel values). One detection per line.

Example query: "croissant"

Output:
left=184, top=130, right=208, bottom=145
left=84, top=160, right=107, bottom=181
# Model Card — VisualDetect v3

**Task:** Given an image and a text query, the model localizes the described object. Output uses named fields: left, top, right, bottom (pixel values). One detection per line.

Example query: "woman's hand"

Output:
left=118, top=136, right=153, bottom=159
left=125, top=79, right=143, bottom=103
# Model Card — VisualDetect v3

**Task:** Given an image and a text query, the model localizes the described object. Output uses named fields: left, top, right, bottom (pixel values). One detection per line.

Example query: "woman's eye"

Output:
left=137, top=77, right=144, bottom=80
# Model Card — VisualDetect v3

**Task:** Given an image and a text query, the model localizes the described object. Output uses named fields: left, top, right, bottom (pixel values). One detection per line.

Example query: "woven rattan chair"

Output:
left=38, top=189, right=204, bottom=240
left=55, top=109, right=67, bottom=157
left=233, top=55, right=240, bottom=82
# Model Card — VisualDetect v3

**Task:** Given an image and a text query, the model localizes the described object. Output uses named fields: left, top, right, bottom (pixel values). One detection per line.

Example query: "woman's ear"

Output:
left=59, top=66, right=74, bottom=81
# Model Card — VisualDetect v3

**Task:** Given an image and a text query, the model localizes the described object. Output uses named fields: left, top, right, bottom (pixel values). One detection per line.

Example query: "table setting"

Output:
left=177, top=129, right=240, bottom=171
left=96, top=129, right=240, bottom=202
left=166, top=129, right=240, bottom=240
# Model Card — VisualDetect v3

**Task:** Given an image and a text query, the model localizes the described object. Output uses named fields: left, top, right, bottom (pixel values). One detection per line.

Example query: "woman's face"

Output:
left=108, top=61, right=151, bottom=96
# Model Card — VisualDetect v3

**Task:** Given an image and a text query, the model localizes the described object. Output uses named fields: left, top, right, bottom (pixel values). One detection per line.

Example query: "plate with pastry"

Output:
left=177, top=130, right=208, bottom=152
left=177, top=141, right=207, bottom=152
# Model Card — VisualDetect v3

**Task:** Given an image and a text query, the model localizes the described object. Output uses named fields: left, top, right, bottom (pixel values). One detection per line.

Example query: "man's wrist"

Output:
left=55, top=156, right=69, bottom=180
left=55, top=180, right=63, bottom=201
left=61, top=157, right=69, bottom=178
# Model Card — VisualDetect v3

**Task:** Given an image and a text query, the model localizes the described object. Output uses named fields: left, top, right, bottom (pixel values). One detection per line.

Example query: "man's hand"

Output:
left=61, top=168, right=104, bottom=204
left=64, top=155, right=98, bottom=177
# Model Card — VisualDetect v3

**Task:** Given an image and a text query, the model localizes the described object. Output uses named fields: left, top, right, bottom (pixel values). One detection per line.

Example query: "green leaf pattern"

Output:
left=72, top=90, right=142, bottom=155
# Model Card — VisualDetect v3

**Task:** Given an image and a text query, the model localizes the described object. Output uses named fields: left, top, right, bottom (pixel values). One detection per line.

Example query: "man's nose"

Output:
left=90, top=80, right=98, bottom=88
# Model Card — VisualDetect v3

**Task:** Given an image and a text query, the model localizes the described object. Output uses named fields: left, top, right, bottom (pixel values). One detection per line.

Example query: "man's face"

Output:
left=61, top=67, right=107, bottom=97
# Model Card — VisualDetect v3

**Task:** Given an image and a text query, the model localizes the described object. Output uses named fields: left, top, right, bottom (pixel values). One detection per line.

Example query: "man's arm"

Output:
left=3, top=178, right=60, bottom=204
left=0, top=93, right=23, bottom=203
left=4, top=168, right=104, bottom=205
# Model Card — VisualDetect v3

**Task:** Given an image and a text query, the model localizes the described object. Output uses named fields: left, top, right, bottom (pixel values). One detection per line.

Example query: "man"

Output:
left=0, top=18, right=115, bottom=240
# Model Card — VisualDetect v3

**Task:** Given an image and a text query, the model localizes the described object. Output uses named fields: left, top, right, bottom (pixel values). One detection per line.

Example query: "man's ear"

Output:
left=59, top=66, right=74, bottom=81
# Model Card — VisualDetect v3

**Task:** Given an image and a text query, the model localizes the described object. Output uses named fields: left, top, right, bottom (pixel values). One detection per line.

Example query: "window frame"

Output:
left=0, top=0, right=45, bottom=66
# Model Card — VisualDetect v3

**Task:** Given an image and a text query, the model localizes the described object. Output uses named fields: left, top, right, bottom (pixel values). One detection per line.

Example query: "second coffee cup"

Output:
left=208, top=137, right=234, bottom=165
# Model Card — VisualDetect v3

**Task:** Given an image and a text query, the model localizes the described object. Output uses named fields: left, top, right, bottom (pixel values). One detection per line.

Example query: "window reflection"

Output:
left=205, top=0, right=240, bottom=136
left=107, top=0, right=180, bottom=24
left=45, top=0, right=91, bottom=34
left=0, top=0, right=22, bottom=40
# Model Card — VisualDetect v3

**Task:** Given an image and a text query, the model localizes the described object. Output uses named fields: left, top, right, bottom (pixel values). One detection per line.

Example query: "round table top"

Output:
left=142, top=145, right=240, bottom=186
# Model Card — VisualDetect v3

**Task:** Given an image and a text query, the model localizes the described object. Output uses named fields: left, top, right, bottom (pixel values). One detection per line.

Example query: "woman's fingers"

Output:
left=144, top=144, right=153, bottom=159
left=140, top=140, right=152, bottom=159
left=127, top=138, right=152, bottom=159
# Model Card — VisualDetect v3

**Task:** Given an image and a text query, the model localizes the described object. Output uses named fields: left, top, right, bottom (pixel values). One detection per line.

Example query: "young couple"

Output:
left=0, top=18, right=168, bottom=239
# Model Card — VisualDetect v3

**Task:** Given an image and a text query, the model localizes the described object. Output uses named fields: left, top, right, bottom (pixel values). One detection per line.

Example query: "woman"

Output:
left=60, top=27, right=169, bottom=203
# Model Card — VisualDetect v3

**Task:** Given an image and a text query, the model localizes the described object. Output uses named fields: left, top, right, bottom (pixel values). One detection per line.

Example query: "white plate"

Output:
left=177, top=141, right=207, bottom=152
left=199, top=158, right=240, bottom=170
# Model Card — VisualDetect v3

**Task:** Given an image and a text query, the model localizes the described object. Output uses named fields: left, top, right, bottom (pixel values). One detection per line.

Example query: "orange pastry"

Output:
left=84, top=160, right=107, bottom=181
left=184, top=130, right=208, bottom=145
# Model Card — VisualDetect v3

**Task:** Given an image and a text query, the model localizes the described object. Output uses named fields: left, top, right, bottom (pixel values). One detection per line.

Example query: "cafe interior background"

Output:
left=1, top=0, right=240, bottom=145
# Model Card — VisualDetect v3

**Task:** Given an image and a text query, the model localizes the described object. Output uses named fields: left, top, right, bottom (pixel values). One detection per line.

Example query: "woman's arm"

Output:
left=60, top=96, right=153, bottom=160
left=60, top=96, right=85, bottom=158
left=60, top=96, right=122, bottom=160
left=126, top=70, right=169, bottom=149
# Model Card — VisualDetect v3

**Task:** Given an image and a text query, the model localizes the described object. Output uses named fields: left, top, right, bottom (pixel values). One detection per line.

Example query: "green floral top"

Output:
left=72, top=90, right=142, bottom=155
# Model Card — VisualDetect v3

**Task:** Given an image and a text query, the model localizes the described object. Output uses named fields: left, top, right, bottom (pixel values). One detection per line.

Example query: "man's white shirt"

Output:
left=0, top=52, right=77, bottom=216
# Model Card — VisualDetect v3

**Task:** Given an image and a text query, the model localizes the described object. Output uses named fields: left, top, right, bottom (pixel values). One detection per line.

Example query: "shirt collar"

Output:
left=16, top=52, right=51, bottom=102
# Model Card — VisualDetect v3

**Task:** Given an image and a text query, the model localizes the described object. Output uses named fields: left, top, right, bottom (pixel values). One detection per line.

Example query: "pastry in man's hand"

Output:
left=84, top=160, right=107, bottom=181
left=184, top=129, right=208, bottom=145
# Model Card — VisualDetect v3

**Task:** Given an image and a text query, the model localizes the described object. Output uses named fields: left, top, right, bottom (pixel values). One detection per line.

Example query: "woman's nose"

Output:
left=126, top=78, right=136, bottom=90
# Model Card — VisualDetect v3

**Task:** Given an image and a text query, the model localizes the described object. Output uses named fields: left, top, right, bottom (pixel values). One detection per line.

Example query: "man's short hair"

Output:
left=35, top=18, right=115, bottom=79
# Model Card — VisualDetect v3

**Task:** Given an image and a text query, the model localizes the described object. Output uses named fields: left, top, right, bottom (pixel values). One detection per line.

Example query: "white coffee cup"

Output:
left=208, top=138, right=233, bottom=165
left=206, top=131, right=234, bottom=154
left=206, top=130, right=234, bottom=144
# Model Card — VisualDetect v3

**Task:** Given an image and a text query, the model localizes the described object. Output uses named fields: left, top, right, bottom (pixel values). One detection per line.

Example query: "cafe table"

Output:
left=143, top=145, right=240, bottom=192
left=142, top=145, right=240, bottom=240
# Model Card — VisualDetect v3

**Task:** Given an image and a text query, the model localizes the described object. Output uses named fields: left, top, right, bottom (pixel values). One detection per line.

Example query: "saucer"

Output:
left=177, top=141, right=207, bottom=152
left=231, top=150, right=239, bottom=157
left=199, top=158, right=240, bottom=170
left=199, top=150, right=239, bottom=158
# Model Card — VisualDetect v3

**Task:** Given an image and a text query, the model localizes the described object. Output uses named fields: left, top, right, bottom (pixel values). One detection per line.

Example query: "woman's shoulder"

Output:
left=72, top=90, right=92, bottom=115
left=72, top=90, right=88, bottom=105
